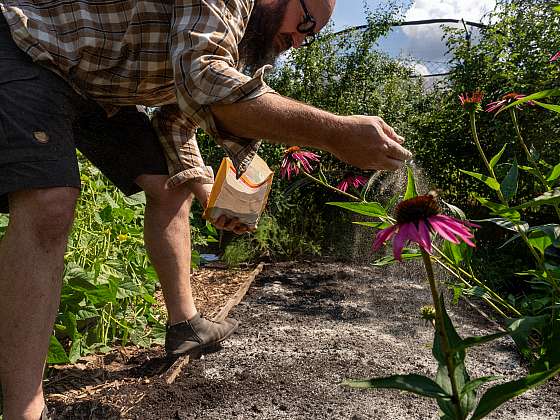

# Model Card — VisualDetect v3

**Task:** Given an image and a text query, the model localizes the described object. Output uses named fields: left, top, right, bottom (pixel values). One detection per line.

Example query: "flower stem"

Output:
left=301, top=171, right=362, bottom=202
left=421, top=250, right=464, bottom=419
left=469, top=112, right=505, bottom=203
left=509, top=109, right=560, bottom=222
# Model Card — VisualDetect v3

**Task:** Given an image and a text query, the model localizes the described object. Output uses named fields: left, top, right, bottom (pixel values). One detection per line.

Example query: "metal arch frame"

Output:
left=328, top=18, right=487, bottom=78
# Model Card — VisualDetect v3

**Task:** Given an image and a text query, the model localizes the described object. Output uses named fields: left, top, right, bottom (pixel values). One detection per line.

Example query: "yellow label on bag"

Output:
left=203, top=155, right=273, bottom=229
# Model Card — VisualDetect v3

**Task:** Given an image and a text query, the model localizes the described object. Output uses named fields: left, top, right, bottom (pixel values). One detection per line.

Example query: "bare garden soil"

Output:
left=46, top=260, right=560, bottom=419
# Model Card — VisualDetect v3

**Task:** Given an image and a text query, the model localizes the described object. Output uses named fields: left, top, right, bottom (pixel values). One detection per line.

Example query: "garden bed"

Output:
left=46, top=261, right=560, bottom=419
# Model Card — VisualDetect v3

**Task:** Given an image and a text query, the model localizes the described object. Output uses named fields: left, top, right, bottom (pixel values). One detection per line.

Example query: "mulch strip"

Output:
left=45, top=264, right=259, bottom=418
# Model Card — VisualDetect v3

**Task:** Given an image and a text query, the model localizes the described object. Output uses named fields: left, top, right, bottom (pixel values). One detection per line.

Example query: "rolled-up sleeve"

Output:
left=169, top=0, right=276, bottom=175
left=152, top=105, right=214, bottom=189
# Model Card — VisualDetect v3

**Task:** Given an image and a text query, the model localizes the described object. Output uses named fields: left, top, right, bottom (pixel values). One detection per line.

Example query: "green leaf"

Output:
left=372, top=250, right=422, bottom=266
left=116, top=281, right=143, bottom=299
left=460, top=376, right=502, bottom=397
left=442, top=241, right=469, bottom=265
left=442, top=200, right=466, bottom=220
left=404, top=165, right=418, bottom=200
left=47, top=335, right=70, bottom=364
left=471, top=365, right=560, bottom=420
left=475, top=218, right=529, bottom=233
left=455, top=331, right=509, bottom=352
left=327, top=202, right=387, bottom=218
left=75, top=306, right=99, bottom=320
left=352, top=221, right=392, bottom=230
left=343, top=374, right=450, bottom=399
left=122, top=192, right=147, bottom=206
left=500, top=160, right=518, bottom=202
left=533, top=100, right=560, bottom=114
left=547, top=164, right=560, bottom=182
left=519, top=165, right=545, bottom=181
left=506, top=316, right=548, bottom=357
left=473, top=194, right=521, bottom=220
left=460, top=170, right=500, bottom=191
left=489, top=144, right=508, bottom=169
left=463, top=286, right=492, bottom=300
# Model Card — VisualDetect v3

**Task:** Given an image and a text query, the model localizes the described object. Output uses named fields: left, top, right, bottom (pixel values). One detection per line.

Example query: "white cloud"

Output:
left=399, top=0, right=496, bottom=62
left=405, top=0, right=496, bottom=22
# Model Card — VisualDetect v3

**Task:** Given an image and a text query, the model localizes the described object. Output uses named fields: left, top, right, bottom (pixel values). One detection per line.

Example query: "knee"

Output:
left=143, top=180, right=194, bottom=211
left=9, top=188, right=79, bottom=246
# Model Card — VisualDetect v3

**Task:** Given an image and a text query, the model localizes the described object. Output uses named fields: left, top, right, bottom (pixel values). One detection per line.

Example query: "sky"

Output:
left=329, top=0, right=497, bottom=75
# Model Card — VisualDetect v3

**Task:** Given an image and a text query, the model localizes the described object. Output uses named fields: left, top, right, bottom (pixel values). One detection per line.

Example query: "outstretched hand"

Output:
left=330, top=115, right=412, bottom=171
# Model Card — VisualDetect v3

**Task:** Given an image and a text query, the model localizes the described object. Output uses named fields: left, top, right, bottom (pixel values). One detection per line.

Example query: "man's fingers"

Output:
left=213, top=215, right=252, bottom=234
left=381, top=121, right=404, bottom=144
left=386, top=136, right=412, bottom=162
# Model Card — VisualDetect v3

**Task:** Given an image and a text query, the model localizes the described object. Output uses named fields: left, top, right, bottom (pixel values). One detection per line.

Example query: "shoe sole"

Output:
left=166, top=322, right=239, bottom=359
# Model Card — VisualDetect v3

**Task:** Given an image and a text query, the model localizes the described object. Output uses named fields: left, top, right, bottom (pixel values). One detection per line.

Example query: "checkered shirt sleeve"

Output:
left=170, top=0, right=276, bottom=177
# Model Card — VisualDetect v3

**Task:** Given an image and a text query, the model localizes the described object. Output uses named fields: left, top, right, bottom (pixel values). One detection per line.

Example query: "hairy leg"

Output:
left=136, top=175, right=197, bottom=324
left=0, top=187, right=78, bottom=420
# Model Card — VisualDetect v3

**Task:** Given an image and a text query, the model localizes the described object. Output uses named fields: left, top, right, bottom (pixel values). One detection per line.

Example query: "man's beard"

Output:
left=238, top=0, right=291, bottom=74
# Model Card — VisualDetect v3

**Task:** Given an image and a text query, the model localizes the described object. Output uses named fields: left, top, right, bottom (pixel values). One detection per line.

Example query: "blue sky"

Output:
left=328, top=0, right=496, bottom=75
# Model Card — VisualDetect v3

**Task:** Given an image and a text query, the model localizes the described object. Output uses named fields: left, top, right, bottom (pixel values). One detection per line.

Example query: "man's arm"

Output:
left=210, top=93, right=412, bottom=171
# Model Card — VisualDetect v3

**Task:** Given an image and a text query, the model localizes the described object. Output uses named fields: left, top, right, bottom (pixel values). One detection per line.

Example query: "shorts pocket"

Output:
left=0, top=60, right=75, bottom=165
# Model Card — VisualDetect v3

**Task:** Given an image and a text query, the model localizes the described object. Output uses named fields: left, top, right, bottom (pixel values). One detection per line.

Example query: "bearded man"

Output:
left=0, top=0, right=411, bottom=418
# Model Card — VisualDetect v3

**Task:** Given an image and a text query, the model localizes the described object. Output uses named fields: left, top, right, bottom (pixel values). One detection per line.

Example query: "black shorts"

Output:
left=0, top=15, right=168, bottom=214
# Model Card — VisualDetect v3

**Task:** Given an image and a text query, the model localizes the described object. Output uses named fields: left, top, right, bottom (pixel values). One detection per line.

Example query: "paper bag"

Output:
left=203, top=155, right=273, bottom=230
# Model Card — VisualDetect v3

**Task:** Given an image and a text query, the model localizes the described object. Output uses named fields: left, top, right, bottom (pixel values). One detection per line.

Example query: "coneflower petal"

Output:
left=430, top=215, right=477, bottom=248
left=417, top=219, right=433, bottom=253
left=429, top=218, right=460, bottom=244
left=435, top=215, right=475, bottom=238
left=393, top=223, right=414, bottom=261
left=372, top=225, right=397, bottom=251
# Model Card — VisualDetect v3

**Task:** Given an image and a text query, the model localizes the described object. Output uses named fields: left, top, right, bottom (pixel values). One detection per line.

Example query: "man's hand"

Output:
left=186, top=180, right=253, bottom=235
left=213, top=215, right=254, bottom=235
left=329, top=115, right=412, bottom=171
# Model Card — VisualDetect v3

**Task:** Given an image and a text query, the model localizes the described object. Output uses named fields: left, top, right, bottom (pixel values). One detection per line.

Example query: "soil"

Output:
left=46, top=261, right=560, bottom=419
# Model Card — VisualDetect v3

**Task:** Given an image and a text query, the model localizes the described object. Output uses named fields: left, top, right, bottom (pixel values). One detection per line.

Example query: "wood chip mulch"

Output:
left=44, top=265, right=255, bottom=417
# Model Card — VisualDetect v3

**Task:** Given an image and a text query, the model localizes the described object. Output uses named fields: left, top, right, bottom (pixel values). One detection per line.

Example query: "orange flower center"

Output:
left=285, top=146, right=301, bottom=154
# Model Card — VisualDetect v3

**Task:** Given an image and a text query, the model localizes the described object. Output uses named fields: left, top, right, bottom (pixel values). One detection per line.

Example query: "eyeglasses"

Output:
left=297, top=0, right=317, bottom=47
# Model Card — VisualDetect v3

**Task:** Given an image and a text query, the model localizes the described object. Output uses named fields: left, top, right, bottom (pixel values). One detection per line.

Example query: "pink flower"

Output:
left=550, top=51, right=560, bottom=62
left=486, top=92, right=532, bottom=113
left=336, top=174, right=368, bottom=192
left=459, top=91, right=484, bottom=112
left=372, top=195, right=478, bottom=261
left=280, top=146, right=320, bottom=180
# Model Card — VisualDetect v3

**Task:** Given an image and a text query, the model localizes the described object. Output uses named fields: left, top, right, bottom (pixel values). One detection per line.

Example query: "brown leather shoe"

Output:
left=165, top=314, right=239, bottom=357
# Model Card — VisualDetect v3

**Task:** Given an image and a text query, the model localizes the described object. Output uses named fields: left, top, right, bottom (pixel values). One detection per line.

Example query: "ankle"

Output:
left=168, top=310, right=198, bottom=326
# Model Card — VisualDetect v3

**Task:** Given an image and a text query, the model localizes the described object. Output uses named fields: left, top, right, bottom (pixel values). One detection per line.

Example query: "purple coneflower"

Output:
left=372, top=195, right=478, bottom=261
left=280, top=146, right=320, bottom=180
left=459, top=91, right=484, bottom=112
left=550, top=51, right=560, bottom=63
left=336, top=174, right=369, bottom=192
left=486, top=92, right=532, bottom=113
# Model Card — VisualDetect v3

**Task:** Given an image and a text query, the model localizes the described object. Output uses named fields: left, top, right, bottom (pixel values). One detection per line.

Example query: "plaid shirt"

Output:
left=0, top=0, right=275, bottom=187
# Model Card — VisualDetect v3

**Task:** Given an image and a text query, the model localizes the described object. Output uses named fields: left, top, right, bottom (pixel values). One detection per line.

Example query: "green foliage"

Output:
left=222, top=213, right=321, bottom=266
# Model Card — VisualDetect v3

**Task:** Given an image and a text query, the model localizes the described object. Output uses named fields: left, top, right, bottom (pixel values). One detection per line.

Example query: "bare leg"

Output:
left=135, top=175, right=197, bottom=324
left=0, top=187, right=78, bottom=420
